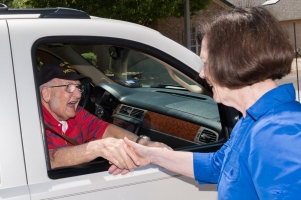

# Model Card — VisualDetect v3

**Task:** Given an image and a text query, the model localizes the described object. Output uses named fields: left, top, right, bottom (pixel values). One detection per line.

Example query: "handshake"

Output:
left=105, top=137, right=172, bottom=175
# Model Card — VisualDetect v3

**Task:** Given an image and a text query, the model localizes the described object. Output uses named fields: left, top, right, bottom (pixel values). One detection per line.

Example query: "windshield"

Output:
left=72, top=44, right=194, bottom=88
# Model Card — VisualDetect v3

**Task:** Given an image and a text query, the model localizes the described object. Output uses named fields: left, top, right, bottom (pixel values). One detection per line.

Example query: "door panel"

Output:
left=30, top=167, right=217, bottom=200
left=0, top=20, right=30, bottom=199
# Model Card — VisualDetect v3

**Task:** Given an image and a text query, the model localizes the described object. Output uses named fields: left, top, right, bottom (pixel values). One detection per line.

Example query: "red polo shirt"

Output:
left=43, top=105, right=109, bottom=150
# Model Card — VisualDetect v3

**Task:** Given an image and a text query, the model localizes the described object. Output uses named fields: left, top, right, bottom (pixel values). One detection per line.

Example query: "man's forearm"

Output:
left=49, top=142, right=98, bottom=168
left=49, top=138, right=138, bottom=170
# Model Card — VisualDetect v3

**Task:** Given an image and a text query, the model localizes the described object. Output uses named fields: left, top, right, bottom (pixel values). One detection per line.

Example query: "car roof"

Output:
left=1, top=5, right=203, bottom=75
left=0, top=6, right=159, bottom=34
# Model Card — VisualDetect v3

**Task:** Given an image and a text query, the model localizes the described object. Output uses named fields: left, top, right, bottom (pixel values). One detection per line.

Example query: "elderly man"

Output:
left=39, top=61, right=164, bottom=170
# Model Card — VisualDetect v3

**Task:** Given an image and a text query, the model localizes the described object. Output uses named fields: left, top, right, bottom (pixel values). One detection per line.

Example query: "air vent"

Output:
left=130, top=109, right=145, bottom=120
left=119, top=105, right=132, bottom=115
left=117, top=104, right=146, bottom=121
left=194, top=127, right=218, bottom=144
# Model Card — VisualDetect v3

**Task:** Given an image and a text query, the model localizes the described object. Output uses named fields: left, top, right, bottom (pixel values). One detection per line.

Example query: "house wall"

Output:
left=149, top=1, right=301, bottom=54
left=148, top=2, right=228, bottom=46
left=280, top=20, right=301, bottom=50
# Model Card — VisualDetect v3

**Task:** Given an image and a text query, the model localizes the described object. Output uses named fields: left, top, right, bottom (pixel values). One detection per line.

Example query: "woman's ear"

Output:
left=41, top=87, right=51, bottom=103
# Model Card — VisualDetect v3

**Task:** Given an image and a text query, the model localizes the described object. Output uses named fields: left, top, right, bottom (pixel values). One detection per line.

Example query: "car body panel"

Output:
left=0, top=20, right=30, bottom=199
left=7, top=18, right=203, bottom=73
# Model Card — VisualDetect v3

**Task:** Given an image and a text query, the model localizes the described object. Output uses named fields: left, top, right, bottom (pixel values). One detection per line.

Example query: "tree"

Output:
left=3, top=0, right=32, bottom=8
left=12, top=0, right=211, bottom=26
left=1, top=0, right=13, bottom=7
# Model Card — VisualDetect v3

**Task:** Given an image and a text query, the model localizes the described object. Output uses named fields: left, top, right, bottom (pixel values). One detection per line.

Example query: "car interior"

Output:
left=33, top=36, right=241, bottom=179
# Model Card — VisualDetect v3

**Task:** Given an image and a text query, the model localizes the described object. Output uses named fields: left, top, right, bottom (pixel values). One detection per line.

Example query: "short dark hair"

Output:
left=198, top=7, right=294, bottom=88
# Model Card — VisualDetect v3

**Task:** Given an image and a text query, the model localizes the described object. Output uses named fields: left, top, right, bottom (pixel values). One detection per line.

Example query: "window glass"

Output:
left=72, top=44, right=194, bottom=88
left=36, top=49, right=60, bottom=70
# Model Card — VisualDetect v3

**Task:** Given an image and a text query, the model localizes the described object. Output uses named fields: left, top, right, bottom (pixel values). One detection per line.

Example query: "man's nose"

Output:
left=73, top=88, right=82, bottom=98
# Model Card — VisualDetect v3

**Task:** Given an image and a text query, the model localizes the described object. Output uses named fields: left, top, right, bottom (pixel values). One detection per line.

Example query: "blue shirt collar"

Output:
left=246, top=83, right=296, bottom=120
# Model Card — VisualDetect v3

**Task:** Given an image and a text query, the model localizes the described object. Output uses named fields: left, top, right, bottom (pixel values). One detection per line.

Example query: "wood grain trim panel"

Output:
left=142, top=111, right=200, bottom=141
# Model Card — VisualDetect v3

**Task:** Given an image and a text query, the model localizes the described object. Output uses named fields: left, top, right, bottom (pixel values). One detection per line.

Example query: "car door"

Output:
left=7, top=17, right=232, bottom=199
left=0, top=20, right=31, bottom=200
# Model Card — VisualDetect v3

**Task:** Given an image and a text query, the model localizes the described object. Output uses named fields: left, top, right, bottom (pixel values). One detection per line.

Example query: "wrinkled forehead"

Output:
left=51, top=78, right=81, bottom=85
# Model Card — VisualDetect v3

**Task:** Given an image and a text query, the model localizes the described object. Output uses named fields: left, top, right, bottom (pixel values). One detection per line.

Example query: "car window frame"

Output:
left=32, top=36, right=237, bottom=179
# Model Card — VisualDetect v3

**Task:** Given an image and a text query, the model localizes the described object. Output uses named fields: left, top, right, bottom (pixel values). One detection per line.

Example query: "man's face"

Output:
left=45, top=78, right=82, bottom=121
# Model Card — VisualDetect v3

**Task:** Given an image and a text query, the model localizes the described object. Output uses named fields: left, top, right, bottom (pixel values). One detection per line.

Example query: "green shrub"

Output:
left=81, top=52, right=97, bottom=67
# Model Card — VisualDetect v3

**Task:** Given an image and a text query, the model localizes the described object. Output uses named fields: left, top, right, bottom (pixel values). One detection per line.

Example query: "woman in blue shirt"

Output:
left=115, top=7, right=301, bottom=199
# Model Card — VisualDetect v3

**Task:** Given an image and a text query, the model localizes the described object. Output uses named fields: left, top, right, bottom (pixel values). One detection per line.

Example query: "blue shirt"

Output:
left=193, top=84, right=301, bottom=199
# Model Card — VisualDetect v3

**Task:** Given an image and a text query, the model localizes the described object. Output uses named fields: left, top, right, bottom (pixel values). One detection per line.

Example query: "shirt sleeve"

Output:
left=193, top=143, right=228, bottom=184
left=77, top=107, right=110, bottom=142
left=46, top=130, right=68, bottom=150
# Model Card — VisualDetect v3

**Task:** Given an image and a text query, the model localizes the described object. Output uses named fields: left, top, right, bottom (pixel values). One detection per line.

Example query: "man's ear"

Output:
left=41, top=87, right=51, bottom=103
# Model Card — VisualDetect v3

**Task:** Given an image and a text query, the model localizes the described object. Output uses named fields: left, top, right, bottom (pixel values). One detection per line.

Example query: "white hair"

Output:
left=39, top=79, right=57, bottom=93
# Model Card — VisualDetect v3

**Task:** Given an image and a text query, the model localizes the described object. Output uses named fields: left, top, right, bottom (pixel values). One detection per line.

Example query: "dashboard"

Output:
left=90, top=83, right=223, bottom=150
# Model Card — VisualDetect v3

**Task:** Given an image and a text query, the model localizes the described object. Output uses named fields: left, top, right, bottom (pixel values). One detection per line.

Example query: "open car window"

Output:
left=34, top=37, right=236, bottom=180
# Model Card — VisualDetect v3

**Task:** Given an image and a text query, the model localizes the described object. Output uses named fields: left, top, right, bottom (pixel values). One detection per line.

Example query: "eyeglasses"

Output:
left=49, top=84, right=85, bottom=93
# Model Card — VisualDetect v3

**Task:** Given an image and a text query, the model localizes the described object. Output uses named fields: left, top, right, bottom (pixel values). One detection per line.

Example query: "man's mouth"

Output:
left=67, top=101, right=78, bottom=106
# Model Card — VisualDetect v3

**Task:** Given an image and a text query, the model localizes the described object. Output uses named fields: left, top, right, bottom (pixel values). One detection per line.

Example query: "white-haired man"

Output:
left=39, top=61, right=166, bottom=170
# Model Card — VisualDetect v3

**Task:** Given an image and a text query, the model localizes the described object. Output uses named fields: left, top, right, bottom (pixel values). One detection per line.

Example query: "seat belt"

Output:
left=44, top=124, right=79, bottom=145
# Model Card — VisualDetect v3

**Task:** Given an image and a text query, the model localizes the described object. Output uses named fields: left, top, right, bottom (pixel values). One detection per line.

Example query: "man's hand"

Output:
left=108, top=137, right=151, bottom=176
left=108, top=164, right=131, bottom=175
left=103, top=125, right=172, bottom=175
left=123, top=137, right=155, bottom=166
left=95, top=137, right=140, bottom=171
left=108, top=137, right=172, bottom=175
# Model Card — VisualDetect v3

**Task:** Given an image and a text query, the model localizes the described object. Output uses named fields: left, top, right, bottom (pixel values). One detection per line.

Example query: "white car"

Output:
left=0, top=5, right=240, bottom=200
